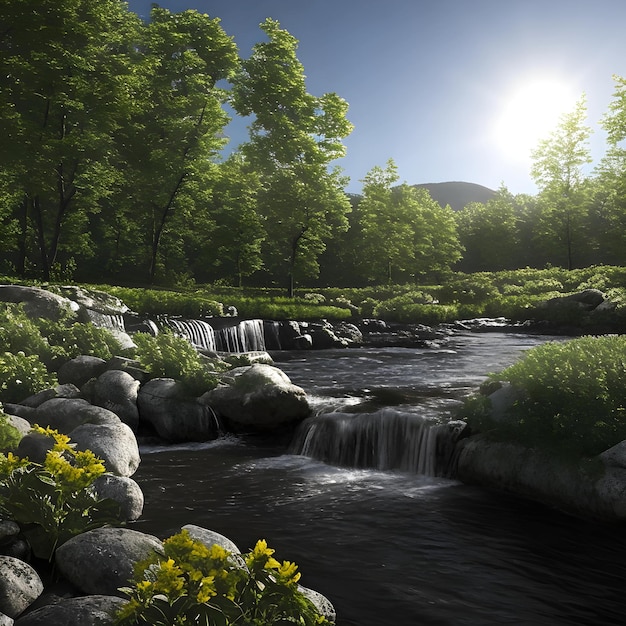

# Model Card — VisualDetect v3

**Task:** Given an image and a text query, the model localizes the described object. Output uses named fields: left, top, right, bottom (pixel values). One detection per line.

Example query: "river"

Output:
left=131, top=332, right=626, bottom=626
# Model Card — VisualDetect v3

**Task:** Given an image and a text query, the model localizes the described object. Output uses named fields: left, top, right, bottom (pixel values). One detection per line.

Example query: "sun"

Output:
left=493, top=78, right=579, bottom=160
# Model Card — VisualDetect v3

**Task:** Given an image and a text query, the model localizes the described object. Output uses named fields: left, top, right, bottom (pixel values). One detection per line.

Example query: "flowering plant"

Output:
left=116, top=530, right=332, bottom=625
left=0, top=426, right=122, bottom=560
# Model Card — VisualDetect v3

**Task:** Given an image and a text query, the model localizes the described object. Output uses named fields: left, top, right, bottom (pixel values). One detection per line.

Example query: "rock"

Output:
left=105, top=357, right=149, bottom=383
left=137, top=378, right=220, bottom=443
left=5, top=415, right=31, bottom=440
left=16, top=432, right=54, bottom=465
left=308, top=322, right=348, bottom=349
left=599, top=440, right=626, bottom=469
left=0, top=611, right=12, bottom=625
left=486, top=382, right=524, bottom=423
left=202, top=364, right=310, bottom=431
left=0, top=286, right=78, bottom=322
left=57, top=356, right=107, bottom=388
left=34, top=398, right=120, bottom=433
left=0, top=521, right=20, bottom=544
left=69, top=421, right=140, bottom=477
left=0, top=556, right=43, bottom=618
left=299, top=586, right=336, bottom=624
left=90, top=370, right=140, bottom=432
left=55, top=528, right=162, bottom=597
left=17, top=384, right=81, bottom=408
left=91, top=475, right=144, bottom=522
left=14, top=595, right=125, bottom=626
left=181, top=524, right=241, bottom=554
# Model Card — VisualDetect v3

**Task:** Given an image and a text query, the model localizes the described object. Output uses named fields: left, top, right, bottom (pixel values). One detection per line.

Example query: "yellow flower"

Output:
left=276, top=560, right=301, bottom=586
left=196, top=575, right=217, bottom=603
left=0, top=451, right=28, bottom=476
left=245, top=539, right=278, bottom=570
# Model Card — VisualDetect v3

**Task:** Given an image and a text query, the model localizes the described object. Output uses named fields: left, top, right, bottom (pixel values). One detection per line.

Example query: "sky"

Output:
left=126, top=0, right=626, bottom=196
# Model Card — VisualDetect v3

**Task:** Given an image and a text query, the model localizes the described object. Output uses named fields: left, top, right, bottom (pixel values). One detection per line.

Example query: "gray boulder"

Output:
left=91, top=475, right=144, bottom=522
left=90, top=370, right=140, bottom=432
left=0, top=556, right=43, bottom=619
left=14, top=595, right=125, bottom=626
left=182, top=524, right=241, bottom=555
left=15, top=431, right=54, bottom=465
left=202, top=364, right=310, bottom=431
left=0, top=612, right=12, bottom=625
left=17, top=384, right=81, bottom=408
left=70, top=421, right=140, bottom=477
left=34, top=398, right=120, bottom=433
left=0, top=285, right=77, bottom=322
left=137, top=378, right=220, bottom=443
left=57, top=356, right=107, bottom=388
left=55, top=528, right=162, bottom=597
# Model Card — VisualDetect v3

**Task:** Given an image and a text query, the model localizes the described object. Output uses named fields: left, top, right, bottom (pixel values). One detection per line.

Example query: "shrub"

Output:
left=116, top=530, right=332, bottom=626
left=0, top=304, right=55, bottom=364
left=477, top=335, right=626, bottom=456
left=133, top=331, right=221, bottom=396
left=0, top=426, right=121, bottom=560
left=0, top=408, right=22, bottom=451
left=0, top=351, right=57, bottom=404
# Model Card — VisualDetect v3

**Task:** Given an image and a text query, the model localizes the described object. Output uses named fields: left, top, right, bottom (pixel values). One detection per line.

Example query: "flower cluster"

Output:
left=116, top=530, right=331, bottom=626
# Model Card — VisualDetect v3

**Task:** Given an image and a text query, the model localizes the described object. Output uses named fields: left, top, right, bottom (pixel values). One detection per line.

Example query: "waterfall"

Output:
left=163, top=318, right=217, bottom=352
left=290, top=409, right=465, bottom=477
left=214, top=319, right=265, bottom=352
left=84, top=310, right=126, bottom=331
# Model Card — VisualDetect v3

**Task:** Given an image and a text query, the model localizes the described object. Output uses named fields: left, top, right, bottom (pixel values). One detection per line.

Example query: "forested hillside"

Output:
left=3, top=2, right=626, bottom=291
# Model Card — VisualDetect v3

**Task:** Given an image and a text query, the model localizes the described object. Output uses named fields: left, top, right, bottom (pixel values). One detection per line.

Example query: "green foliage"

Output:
left=0, top=408, right=22, bottom=452
left=133, top=332, right=221, bottom=396
left=0, top=426, right=121, bottom=560
left=0, top=304, right=56, bottom=364
left=484, top=335, right=626, bottom=456
left=0, top=352, right=57, bottom=404
left=102, top=287, right=224, bottom=318
left=116, top=530, right=332, bottom=626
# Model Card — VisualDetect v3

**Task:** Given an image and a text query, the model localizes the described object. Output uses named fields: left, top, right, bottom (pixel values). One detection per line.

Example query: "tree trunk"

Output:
left=30, top=196, right=50, bottom=281
left=16, top=196, right=28, bottom=277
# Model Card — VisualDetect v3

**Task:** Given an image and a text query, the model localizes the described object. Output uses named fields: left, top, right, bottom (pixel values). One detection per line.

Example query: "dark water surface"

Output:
left=132, top=333, right=626, bottom=626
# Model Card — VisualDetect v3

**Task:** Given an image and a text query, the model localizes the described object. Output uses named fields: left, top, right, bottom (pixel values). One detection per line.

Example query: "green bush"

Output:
left=116, top=530, right=332, bottom=626
left=0, top=304, right=55, bottom=364
left=0, top=408, right=22, bottom=451
left=133, top=331, right=221, bottom=396
left=0, top=352, right=57, bottom=404
left=474, top=335, right=626, bottom=456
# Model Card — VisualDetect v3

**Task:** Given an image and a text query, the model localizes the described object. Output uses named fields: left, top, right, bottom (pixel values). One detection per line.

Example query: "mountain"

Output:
left=413, top=181, right=496, bottom=211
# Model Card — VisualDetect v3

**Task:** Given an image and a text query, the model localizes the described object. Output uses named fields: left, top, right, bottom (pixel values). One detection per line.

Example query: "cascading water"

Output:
left=162, top=318, right=217, bottom=352
left=289, top=408, right=466, bottom=477
left=214, top=319, right=266, bottom=352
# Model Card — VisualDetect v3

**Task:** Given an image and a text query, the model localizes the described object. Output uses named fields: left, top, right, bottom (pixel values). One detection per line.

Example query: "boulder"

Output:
left=69, top=421, right=140, bottom=477
left=299, top=586, right=336, bottom=624
left=181, top=524, right=241, bottom=555
left=5, top=415, right=31, bottom=439
left=55, top=528, right=162, bottom=597
left=0, top=286, right=77, bottom=322
left=16, top=431, right=54, bottom=465
left=57, top=356, right=107, bottom=388
left=137, top=378, right=220, bottom=443
left=0, top=612, right=12, bottom=625
left=308, top=322, right=348, bottom=349
left=90, top=370, right=140, bottom=432
left=14, top=595, right=125, bottom=626
left=34, top=398, right=120, bottom=433
left=91, top=475, right=144, bottom=522
left=17, top=384, right=81, bottom=408
left=0, top=556, right=43, bottom=619
left=202, top=364, right=310, bottom=431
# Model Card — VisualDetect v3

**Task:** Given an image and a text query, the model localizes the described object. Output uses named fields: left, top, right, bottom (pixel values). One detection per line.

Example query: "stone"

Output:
left=34, top=398, right=120, bottom=433
left=16, top=432, right=54, bottom=465
left=5, top=415, right=31, bottom=440
left=57, top=356, right=107, bottom=388
left=137, top=378, right=220, bottom=443
left=0, top=556, right=43, bottom=618
left=299, top=586, right=336, bottom=624
left=17, top=384, right=81, bottom=408
left=599, top=440, right=626, bottom=469
left=55, top=528, right=162, bottom=597
left=69, top=421, right=140, bottom=477
left=90, top=370, right=140, bottom=432
left=181, top=524, right=241, bottom=554
left=0, top=611, right=12, bottom=625
left=202, top=364, right=310, bottom=431
left=14, top=595, right=125, bottom=626
left=0, top=285, right=78, bottom=322
left=91, top=475, right=144, bottom=522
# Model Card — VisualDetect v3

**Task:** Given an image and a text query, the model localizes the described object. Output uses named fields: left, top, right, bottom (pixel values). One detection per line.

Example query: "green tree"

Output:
left=0, top=0, right=140, bottom=280
left=530, top=95, right=593, bottom=269
left=192, top=153, right=265, bottom=286
left=589, top=75, right=626, bottom=265
left=358, top=160, right=461, bottom=282
left=108, top=6, right=239, bottom=284
left=231, top=18, right=353, bottom=296
left=455, top=185, right=520, bottom=272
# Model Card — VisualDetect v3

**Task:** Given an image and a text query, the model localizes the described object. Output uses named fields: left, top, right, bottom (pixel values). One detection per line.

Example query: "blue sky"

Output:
left=126, top=0, right=626, bottom=196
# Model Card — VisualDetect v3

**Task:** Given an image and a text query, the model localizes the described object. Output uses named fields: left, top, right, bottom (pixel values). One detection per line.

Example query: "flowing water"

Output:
left=131, top=332, right=626, bottom=626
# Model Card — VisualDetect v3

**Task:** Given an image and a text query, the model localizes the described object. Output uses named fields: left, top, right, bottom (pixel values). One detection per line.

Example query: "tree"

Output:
left=108, top=6, right=239, bottom=284
left=0, top=0, right=141, bottom=280
left=454, top=186, right=520, bottom=272
left=231, top=18, right=353, bottom=296
left=530, top=95, right=593, bottom=269
left=357, top=160, right=462, bottom=283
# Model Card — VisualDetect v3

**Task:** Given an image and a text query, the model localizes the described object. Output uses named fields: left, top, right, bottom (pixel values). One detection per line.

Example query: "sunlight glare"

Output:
left=493, top=78, right=579, bottom=161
